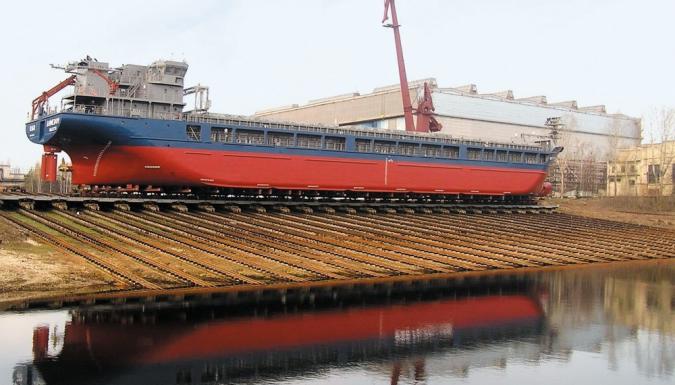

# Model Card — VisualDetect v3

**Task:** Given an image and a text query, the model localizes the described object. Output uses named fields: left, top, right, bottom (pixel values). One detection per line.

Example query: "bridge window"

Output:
left=467, top=148, right=482, bottom=160
left=186, top=125, right=201, bottom=141
left=421, top=144, right=442, bottom=157
left=539, top=154, right=549, bottom=163
left=297, top=134, right=322, bottom=149
left=236, top=129, right=265, bottom=144
left=441, top=146, right=460, bottom=158
left=355, top=139, right=372, bottom=152
left=268, top=132, right=294, bottom=147
left=399, top=142, right=418, bottom=156
left=496, top=150, right=508, bottom=162
left=482, top=150, right=495, bottom=161
left=210, top=127, right=230, bottom=143
left=325, top=136, right=346, bottom=151
left=525, top=153, right=538, bottom=164
left=373, top=140, right=397, bottom=154
left=509, top=152, right=522, bottom=163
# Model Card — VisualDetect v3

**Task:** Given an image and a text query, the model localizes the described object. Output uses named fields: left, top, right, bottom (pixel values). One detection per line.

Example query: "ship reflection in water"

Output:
left=6, top=261, right=674, bottom=385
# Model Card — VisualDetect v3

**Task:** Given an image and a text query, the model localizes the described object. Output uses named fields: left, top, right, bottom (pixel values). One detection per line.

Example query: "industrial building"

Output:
left=255, top=79, right=641, bottom=160
left=0, top=163, right=24, bottom=191
left=607, top=141, right=674, bottom=196
left=255, top=80, right=642, bottom=196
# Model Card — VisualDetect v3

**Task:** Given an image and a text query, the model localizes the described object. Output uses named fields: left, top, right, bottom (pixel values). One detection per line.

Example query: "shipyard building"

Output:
left=255, top=79, right=642, bottom=196
left=607, top=141, right=674, bottom=196
left=0, top=163, right=24, bottom=192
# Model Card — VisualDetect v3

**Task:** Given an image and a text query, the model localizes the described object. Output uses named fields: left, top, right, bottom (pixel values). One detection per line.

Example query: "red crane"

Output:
left=92, top=69, right=120, bottom=95
left=30, top=75, right=76, bottom=120
left=382, top=0, right=441, bottom=133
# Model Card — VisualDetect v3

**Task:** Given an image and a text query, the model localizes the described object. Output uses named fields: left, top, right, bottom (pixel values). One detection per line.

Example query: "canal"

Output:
left=2, top=261, right=673, bottom=385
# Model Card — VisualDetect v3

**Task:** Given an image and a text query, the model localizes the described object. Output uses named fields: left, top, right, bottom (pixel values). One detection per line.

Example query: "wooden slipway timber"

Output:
left=0, top=203, right=673, bottom=311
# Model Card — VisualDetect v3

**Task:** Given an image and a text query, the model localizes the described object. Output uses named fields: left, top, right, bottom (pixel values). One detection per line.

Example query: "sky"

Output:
left=1, top=0, right=673, bottom=170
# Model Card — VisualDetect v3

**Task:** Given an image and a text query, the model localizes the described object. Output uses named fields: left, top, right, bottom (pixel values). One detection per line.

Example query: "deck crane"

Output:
left=92, top=69, right=120, bottom=95
left=382, top=0, right=441, bottom=133
left=30, top=75, right=76, bottom=120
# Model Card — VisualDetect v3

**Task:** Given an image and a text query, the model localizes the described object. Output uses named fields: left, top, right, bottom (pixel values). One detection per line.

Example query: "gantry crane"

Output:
left=382, top=0, right=441, bottom=133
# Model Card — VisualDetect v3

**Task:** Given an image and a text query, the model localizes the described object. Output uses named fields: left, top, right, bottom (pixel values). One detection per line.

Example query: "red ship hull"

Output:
left=68, top=145, right=548, bottom=195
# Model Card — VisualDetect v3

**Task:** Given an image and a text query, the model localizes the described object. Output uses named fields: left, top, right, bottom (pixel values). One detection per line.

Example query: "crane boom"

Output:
left=382, top=0, right=415, bottom=132
left=30, top=75, right=76, bottom=120
left=92, top=69, right=120, bottom=95
left=382, top=0, right=441, bottom=133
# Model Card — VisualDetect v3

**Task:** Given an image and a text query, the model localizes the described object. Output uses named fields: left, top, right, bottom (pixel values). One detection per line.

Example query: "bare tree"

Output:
left=644, top=107, right=675, bottom=196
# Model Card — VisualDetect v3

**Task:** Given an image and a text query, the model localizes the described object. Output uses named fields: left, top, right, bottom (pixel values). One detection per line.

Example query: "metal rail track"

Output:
left=107, top=210, right=310, bottom=282
left=276, top=213, right=528, bottom=269
left=82, top=211, right=269, bottom=284
left=182, top=211, right=391, bottom=278
left=220, top=212, right=426, bottom=275
left=16, top=209, right=176, bottom=288
left=139, top=210, right=350, bottom=280
left=387, top=213, right=609, bottom=264
left=0, top=211, right=153, bottom=289
left=48, top=210, right=220, bottom=287
left=62, top=210, right=260, bottom=284
left=2, top=204, right=673, bottom=310
left=263, top=212, right=492, bottom=270
left=351, top=213, right=594, bottom=265
left=467, top=214, right=672, bottom=260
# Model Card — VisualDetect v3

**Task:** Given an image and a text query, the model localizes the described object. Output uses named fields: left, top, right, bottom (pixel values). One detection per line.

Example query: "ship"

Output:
left=26, top=57, right=561, bottom=199
left=25, top=293, right=544, bottom=384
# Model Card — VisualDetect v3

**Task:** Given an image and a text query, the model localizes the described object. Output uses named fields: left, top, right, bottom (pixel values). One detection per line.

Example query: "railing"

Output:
left=56, top=103, right=543, bottom=151
left=182, top=113, right=543, bottom=151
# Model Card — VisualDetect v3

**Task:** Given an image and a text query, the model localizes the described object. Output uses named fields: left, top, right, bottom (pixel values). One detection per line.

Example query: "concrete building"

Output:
left=255, top=79, right=641, bottom=161
left=0, top=163, right=24, bottom=191
left=607, top=141, right=675, bottom=196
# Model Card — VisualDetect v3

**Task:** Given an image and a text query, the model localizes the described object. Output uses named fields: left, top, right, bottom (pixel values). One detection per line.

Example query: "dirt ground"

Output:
left=0, top=219, right=113, bottom=305
left=550, top=197, right=675, bottom=230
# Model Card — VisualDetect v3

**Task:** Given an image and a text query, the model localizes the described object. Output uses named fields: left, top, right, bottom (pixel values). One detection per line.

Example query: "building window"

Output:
left=629, top=179, right=635, bottom=186
left=210, top=127, right=229, bottom=143
left=647, top=164, right=661, bottom=184
left=186, top=125, right=201, bottom=141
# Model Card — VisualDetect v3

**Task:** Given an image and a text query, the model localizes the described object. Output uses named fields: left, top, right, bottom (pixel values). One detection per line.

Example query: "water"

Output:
left=2, top=261, right=673, bottom=385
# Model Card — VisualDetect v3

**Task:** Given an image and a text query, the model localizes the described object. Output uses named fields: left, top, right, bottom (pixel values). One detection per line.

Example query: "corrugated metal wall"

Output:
left=255, top=84, right=641, bottom=161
